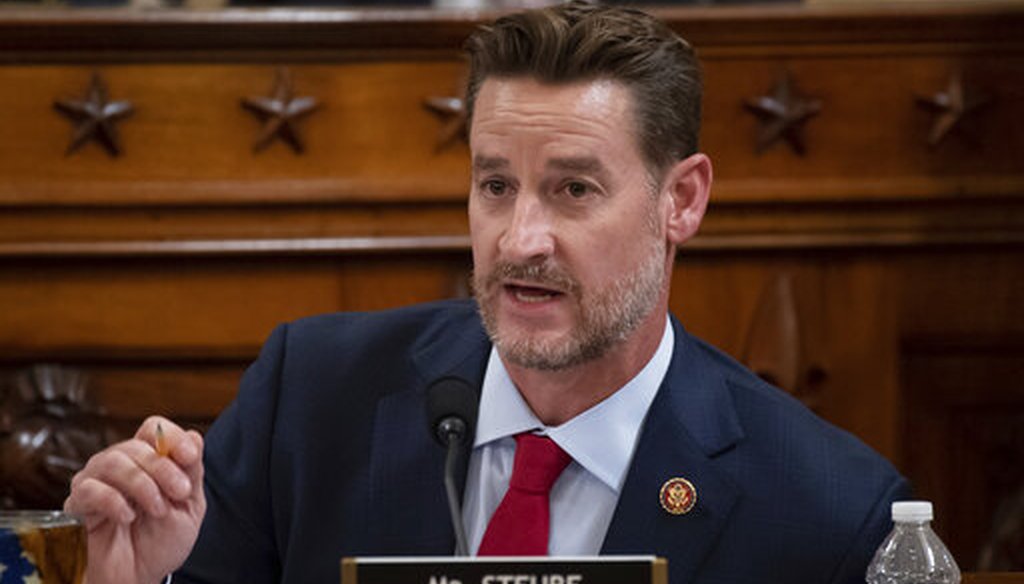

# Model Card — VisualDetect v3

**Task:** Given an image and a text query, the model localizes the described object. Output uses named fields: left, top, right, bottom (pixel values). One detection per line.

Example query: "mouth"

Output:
left=504, top=282, right=565, bottom=304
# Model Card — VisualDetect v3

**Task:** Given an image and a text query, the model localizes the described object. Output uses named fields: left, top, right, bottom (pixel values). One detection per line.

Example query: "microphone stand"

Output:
left=438, top=417, right=471, bottom=557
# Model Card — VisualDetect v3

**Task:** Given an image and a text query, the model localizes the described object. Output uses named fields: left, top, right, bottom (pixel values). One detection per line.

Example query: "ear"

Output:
left=661, top=153, right=712, bottom=246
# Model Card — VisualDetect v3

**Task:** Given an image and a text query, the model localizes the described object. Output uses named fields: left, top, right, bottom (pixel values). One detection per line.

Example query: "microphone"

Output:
left=426, top=377, right=478, bottom=557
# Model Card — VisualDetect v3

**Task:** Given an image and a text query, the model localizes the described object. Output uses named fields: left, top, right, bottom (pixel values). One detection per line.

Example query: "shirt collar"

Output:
left=474, top=315, right=675, bottom=493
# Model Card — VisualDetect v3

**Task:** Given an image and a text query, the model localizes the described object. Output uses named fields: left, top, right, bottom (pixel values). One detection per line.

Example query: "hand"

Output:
left=65, top=416, right=206, bottom=584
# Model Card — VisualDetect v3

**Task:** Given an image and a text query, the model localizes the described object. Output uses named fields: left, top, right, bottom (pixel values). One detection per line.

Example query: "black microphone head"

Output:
left=426, top=376, right=478, bottom=447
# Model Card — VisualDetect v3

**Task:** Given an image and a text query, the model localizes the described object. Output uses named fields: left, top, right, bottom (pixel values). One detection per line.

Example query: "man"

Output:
left=64, top=2, right=910, bottom=583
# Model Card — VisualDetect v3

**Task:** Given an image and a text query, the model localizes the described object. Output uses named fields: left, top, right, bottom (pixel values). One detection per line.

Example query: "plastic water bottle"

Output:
left=866, top=501, right=960, bottom=584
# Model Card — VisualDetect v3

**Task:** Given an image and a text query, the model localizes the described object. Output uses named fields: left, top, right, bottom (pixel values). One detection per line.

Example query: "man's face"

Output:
left=469, top=77, right=670, bottom=371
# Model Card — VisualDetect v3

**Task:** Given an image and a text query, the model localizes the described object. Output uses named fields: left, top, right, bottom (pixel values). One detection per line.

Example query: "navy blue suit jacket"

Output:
left=177, top=299, right=909, bottom=584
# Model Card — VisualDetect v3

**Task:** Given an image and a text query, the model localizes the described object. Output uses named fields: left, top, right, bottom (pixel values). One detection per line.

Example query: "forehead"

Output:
left=469, top=77, right=640, bottom=156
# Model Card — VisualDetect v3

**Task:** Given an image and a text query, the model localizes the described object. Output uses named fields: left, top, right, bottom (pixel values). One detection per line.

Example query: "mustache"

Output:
left=477, top=261, right=580, bottom=296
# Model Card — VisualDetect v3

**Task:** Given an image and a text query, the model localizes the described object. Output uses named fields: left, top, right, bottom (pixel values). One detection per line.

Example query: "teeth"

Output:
left=514, top=289, right=554, bottom=303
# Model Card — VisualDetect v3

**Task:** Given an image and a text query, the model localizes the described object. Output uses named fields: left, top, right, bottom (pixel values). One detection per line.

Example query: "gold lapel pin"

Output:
left=659, top=477, right=697, bottom=515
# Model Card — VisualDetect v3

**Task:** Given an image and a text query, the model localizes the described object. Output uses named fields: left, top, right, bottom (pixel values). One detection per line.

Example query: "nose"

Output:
left=498, top=194, right=555, bottom=263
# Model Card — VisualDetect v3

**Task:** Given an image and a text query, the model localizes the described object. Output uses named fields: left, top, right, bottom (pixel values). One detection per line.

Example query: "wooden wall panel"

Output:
left=0, top=258, right=342, bottom=355
left=0, top=63, right=471, bottom=206
left=904, top=346, right=1024, bottom=570
left=0, top=205, right=470, bottom=246
left=0, top=363, right=247, bottom=422
left=898, top=250, right=1024, bottom=339
left=0, top=254, right=473, bottom=358
left=704, top=54, right=1024, bottom=191
left=674, top=253, right=898, bottom=458
left=0, top=4, right=1022, bottom=568
left=820, top=256, right=900, bottom=460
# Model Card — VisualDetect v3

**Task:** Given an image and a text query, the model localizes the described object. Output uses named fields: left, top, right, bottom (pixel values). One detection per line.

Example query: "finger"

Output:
left=167, top=431, right=207, bottom=519
left=124, top=438, right=198, bottom=503
left=181, top=430, right=204, bottom=479
left=81, top=442, right=172, bottom=517
left=153, top=428, right=202, bottom=502
left=135, top=415, right=176, bottom=451
left=169, top=427, right=202, bottom=469
left=182, top=430, right=205, bottom=493
left=136, top=416, right=199, bottom=467
left=65, top=476, right=137, bottom=528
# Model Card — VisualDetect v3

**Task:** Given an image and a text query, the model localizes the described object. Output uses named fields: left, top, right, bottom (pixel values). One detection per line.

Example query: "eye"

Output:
left=563, top=181, right=594, bottom=199
left=481, top=179, right=509, bottom=197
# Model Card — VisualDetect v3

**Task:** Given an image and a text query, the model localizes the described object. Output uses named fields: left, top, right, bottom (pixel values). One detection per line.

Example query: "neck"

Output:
left=503, top=304, right=669, bottom=427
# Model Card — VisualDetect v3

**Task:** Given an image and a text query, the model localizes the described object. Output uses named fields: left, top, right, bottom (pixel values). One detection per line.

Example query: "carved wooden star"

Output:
left=916, top=70, right=992, bottom=147
left=241, top=68, right=320, bottom=154
left=423, top=95, right=467, bottom=152
left=53, top=73, right=134, bottom=157
left=744, top=71, right=822, bottom=156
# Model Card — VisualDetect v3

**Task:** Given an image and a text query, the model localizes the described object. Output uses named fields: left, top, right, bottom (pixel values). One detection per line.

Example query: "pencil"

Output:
left=155, top=422, right=170, bottom=457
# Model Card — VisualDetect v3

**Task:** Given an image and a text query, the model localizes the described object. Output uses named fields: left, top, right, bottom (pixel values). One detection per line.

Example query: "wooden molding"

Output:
left=240, top=67, right=320, bottom=154
left=963, top=575, right=1024, bottom=584
left=744, top=70, right=822, bottom=156
left=740, top=274, right=827, bottom=411
left=1, top=5, right=1023, bottom=58
left=741, top=274, right=802, bottom=393
left=0, top=235, right=471, bottom=258
left=2, top=228, right=1024, bottom=260
left=916, top=68, right=994, bottom=147
left=52, top=72, right=134, bottom=157
left=0, top=364, right=123, bottom=509
left=422, top=95, right=467, bottom=152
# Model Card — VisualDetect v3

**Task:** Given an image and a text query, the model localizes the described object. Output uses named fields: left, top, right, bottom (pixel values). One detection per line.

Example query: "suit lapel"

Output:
left=364, top=305, right=744, bottom=574
left=601, top=319, right=744, bottom=584
left=367, top=304, right=491, bottom=554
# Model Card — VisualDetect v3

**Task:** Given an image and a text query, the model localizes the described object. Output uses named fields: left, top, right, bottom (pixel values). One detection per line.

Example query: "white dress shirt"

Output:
left=462, top=316, right=674, bottom=555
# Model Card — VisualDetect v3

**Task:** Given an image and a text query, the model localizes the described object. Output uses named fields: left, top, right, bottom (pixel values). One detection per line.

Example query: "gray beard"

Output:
left=474, top=239, right=665, bottom=372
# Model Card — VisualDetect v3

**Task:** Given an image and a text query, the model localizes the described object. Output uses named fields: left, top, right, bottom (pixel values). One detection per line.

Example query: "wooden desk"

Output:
left=965, top=574, right=1024, bottom=584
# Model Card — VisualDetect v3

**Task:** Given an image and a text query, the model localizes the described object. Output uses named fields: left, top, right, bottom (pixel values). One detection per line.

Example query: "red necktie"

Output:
left=478, top=433, right=572, bottom=556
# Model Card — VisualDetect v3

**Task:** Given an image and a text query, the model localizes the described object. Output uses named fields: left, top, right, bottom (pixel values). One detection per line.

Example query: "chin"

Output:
left=498, top=322, right=571, bottom=350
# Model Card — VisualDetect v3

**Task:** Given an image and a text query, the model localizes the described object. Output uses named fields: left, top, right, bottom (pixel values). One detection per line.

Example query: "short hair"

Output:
left=463, top=0, right=702, bottom=179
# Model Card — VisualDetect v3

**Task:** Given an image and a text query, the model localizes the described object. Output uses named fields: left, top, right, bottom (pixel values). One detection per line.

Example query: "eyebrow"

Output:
left=472, top=155, right=509, bottom=173
left=471, top=155, right=611, bottom=180
left=546, top=156, right=607, bottom=176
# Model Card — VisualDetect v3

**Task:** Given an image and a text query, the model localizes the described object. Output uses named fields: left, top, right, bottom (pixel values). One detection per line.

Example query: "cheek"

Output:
left=578, top=221, right=657, bottom=280
left=469, top=203, right=512, bottom=254
left=469, top=218, right=497, bottom=267
left=563, top=234, right=622, bottom=282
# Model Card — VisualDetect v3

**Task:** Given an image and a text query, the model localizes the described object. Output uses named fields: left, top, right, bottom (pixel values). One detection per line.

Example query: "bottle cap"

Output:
left=892, top=501, right=933, bottom=522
